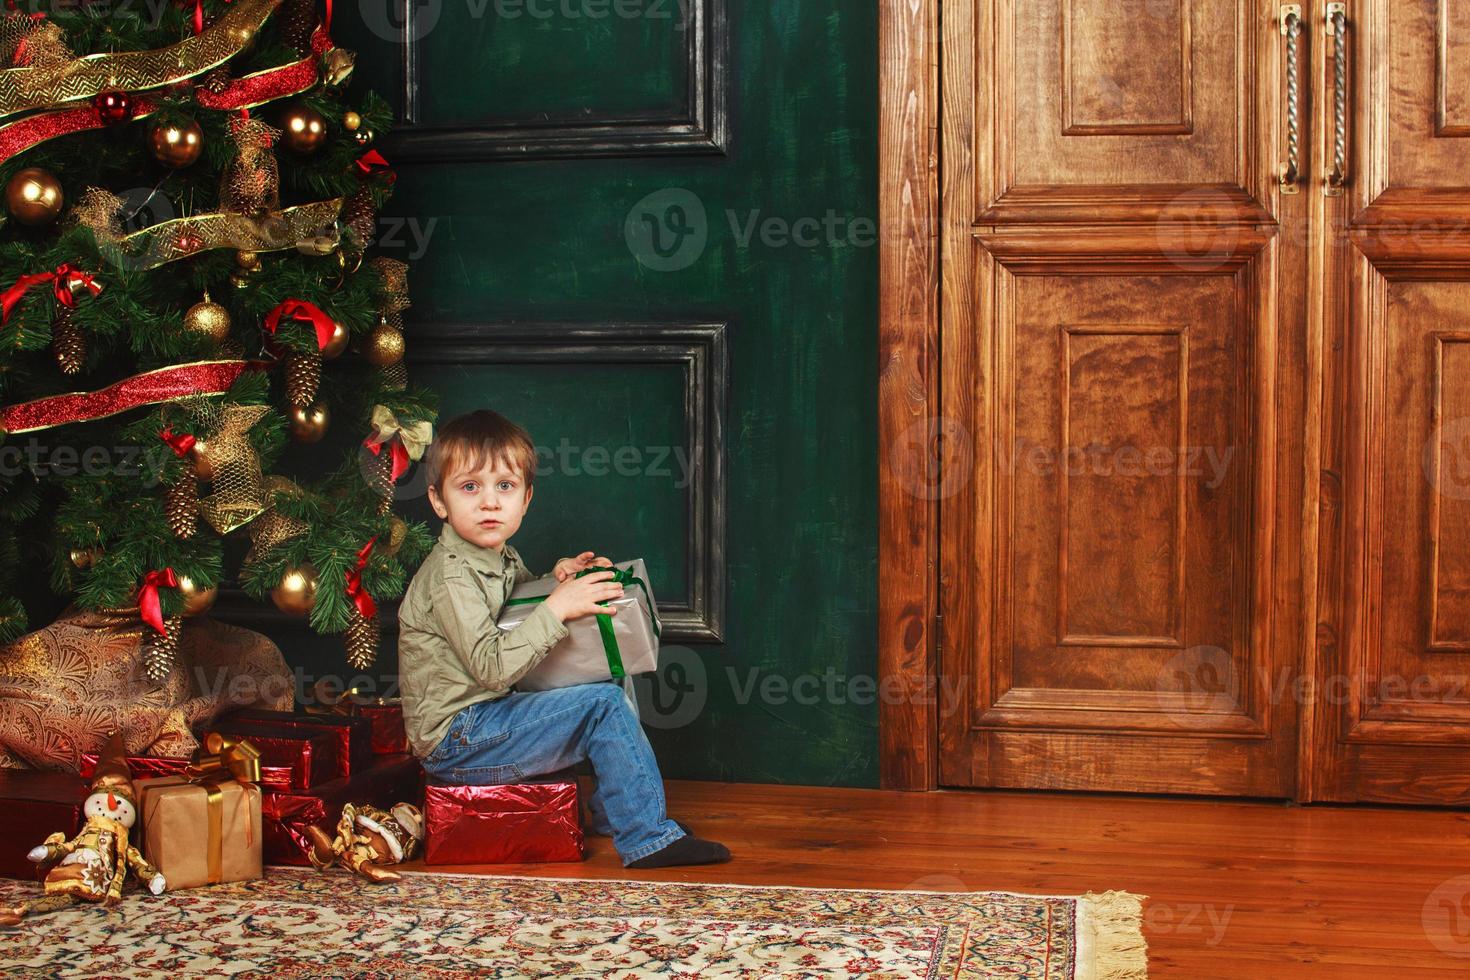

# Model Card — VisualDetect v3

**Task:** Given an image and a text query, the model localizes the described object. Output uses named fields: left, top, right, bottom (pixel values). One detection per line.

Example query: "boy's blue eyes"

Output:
left=458, top=481, right=515, bottom=493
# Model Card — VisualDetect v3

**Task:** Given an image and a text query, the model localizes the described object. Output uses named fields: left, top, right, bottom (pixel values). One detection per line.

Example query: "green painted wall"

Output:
left=321, top=1, right=880, bottom=786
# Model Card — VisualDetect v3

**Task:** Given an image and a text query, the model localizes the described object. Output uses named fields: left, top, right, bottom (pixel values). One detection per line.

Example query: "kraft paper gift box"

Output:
left=423, top=773, right=583, bottom=865
left=498, top=559, right=662, bottom=692
left=0, top=769, right=88, bottom=880
left=135, top=774, right=263, bottom=890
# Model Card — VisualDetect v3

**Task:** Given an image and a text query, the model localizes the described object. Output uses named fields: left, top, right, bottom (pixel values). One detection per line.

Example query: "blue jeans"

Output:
left=420, top=681, right=686, bottom=866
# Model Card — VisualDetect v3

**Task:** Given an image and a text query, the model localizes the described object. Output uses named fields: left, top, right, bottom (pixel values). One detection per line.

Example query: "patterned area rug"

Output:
left=0, top=867, right=1147, bottom=978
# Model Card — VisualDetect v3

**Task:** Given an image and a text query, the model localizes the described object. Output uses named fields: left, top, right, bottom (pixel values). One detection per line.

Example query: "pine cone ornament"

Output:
left=52, top=305, right=85, bottom=375
left=344, top=608, right=379, bottom=670
left=199, top=64, right=231, bottom=94
left=143, top=615, right=183, bottom=683
left=279, top=0, right=317, bottom=51
left=342, top=188, right=376, bottom=253
left=285, top=348, right=322, bottom=408
left=165, top=477, right=199, bottom=539
left=363, top=447, right=395, bottom=516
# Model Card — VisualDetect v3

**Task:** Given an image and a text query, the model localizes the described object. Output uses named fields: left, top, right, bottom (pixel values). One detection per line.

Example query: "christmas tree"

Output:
left=0, top=0, right=436, bottom=677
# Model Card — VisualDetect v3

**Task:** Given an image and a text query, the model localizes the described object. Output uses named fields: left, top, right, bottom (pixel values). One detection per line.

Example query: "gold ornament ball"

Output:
left=69, top=546, right=102, bottom=569
left=287, top=402, right=330, bottom=442
left=236, top=249, right=260, bottom=270
left=343, top=110, right=361, bottom=132
left=191, top=441, right=216, bottom=482
left=363, top=321, right=404, bottom=366
left=281, top=104, right=328, bottom=154
left=177, top=575, right=218, bottom=616
left=382, top=516, right=407, bottom=557
left=271, top=562, right=318, bottom=616
left=6, top=167, right=63, bottom=226
left=183, top=295, right=231, bottom=345
left=321, top=319, right=350, bottom=360
left=149, top=119, right=204, bottom=169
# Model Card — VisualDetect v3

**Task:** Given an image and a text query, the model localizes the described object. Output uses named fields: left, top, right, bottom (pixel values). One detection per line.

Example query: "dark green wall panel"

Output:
left=304, top=1, right=879, bottom=786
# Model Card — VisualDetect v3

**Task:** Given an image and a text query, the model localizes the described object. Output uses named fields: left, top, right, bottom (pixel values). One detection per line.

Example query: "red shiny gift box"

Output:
left=261, top=753, right=424, bottom=866
left=221, top=709, right=373, bottom=777
left=0, top=769, right=88, bottom=880
left=357, top=700, right=407, bottom=755
left=203, top=720, right=339, bottom=792
left=424, top=775, right=584, bottom=865
left=79, top=752, right=297, bottom=792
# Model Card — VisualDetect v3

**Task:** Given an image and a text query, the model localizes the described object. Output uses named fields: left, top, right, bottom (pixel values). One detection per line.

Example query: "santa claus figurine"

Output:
left=305, top=801, right=423, bottom=883
left=0, top=731, right=166, bottom=924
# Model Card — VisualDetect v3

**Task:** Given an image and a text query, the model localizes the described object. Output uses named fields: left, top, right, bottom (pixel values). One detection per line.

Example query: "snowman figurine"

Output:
left=0, top=732, right=166, bottom=925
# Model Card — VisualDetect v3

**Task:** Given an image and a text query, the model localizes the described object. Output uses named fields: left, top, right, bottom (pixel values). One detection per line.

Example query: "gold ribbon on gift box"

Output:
left=183, top=733, right=260, bottom=885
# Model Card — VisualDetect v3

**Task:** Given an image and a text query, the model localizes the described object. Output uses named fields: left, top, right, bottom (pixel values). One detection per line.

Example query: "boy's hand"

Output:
left=543, top=570, right=625, bottom=623
left=553, top=551, right=614, bottom=583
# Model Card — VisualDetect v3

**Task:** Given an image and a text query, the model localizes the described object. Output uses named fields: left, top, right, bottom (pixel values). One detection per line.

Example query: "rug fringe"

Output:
left=1078, top=890, right=1149, bottom=980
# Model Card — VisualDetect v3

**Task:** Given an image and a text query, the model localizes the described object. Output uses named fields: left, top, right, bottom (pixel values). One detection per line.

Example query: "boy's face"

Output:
left=428, top=454, right=532, bottom=552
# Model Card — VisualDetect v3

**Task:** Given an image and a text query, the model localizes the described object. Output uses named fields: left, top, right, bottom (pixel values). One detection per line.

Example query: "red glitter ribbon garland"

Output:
left=0, top=360, right=253, bottom=434
left=138, top=568, right=179, bottom=634
left=344, top=536, right=378, bottom=618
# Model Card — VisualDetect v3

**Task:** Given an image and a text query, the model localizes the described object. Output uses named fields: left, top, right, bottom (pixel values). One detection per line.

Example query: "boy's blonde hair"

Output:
left=425, top=409, right=538, bottom=494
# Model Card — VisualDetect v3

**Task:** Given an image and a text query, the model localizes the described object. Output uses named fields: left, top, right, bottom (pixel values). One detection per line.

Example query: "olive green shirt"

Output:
left=397, top=522, right=569, bottom=758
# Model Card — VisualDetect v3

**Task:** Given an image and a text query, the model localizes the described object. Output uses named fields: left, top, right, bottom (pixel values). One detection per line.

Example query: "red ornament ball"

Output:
left=93, top=89, right=134, bottom=125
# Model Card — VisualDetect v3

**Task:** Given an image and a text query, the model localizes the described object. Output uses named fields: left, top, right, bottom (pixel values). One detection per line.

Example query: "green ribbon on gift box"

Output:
left=504, top=565, right=661, bottom=680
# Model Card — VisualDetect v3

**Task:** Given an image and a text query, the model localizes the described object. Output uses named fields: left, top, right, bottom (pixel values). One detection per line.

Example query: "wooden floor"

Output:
left=398, top=779, right=1470, bottom=978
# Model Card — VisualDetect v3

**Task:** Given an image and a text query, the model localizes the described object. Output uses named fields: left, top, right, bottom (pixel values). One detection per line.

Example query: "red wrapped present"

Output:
left=0, top=769, right=89, bottom=880
left=261, top=753, right=424, bottom=866
left=356, top=700, right=407, bottom=755
left=204, top=720, right=339, bottom=792
left=424, top=774, right=584, bottom=865
left=80, top=752, right=298, bottom=792
left=220, top=709, right=373, bottom=777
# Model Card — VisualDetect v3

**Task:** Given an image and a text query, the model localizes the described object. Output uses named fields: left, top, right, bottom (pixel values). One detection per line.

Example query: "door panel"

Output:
left=940, top=0, right=1306, bottom=795
left=1308, top=0, right=1470, bottom=803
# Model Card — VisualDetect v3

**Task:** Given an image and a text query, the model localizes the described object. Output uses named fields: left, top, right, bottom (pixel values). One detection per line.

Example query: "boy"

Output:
left=397, top=409, right=730, bottom=868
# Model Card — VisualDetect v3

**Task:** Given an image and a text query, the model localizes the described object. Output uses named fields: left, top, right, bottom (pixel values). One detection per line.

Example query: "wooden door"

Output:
left=937, top=0, right=1310, bottom=795
left=1305, top=0, right=1470, bottom=803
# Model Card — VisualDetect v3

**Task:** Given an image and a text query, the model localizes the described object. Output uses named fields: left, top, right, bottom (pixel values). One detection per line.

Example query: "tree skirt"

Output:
left=0, top=867, right=1147, bottom=978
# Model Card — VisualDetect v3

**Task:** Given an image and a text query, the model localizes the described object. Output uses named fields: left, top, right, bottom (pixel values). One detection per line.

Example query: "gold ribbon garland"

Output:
left=0, top=0, right=282, bottom=120
left=72, top=192, right=345, bottom=272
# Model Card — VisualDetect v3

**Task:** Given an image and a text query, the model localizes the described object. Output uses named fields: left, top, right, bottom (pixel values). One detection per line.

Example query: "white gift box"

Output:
left=498, top=558, right=661, bottom=693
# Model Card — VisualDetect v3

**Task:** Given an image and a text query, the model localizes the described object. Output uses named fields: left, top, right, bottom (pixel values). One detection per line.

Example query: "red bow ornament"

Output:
left=138, top=568, right=179, bottom=634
